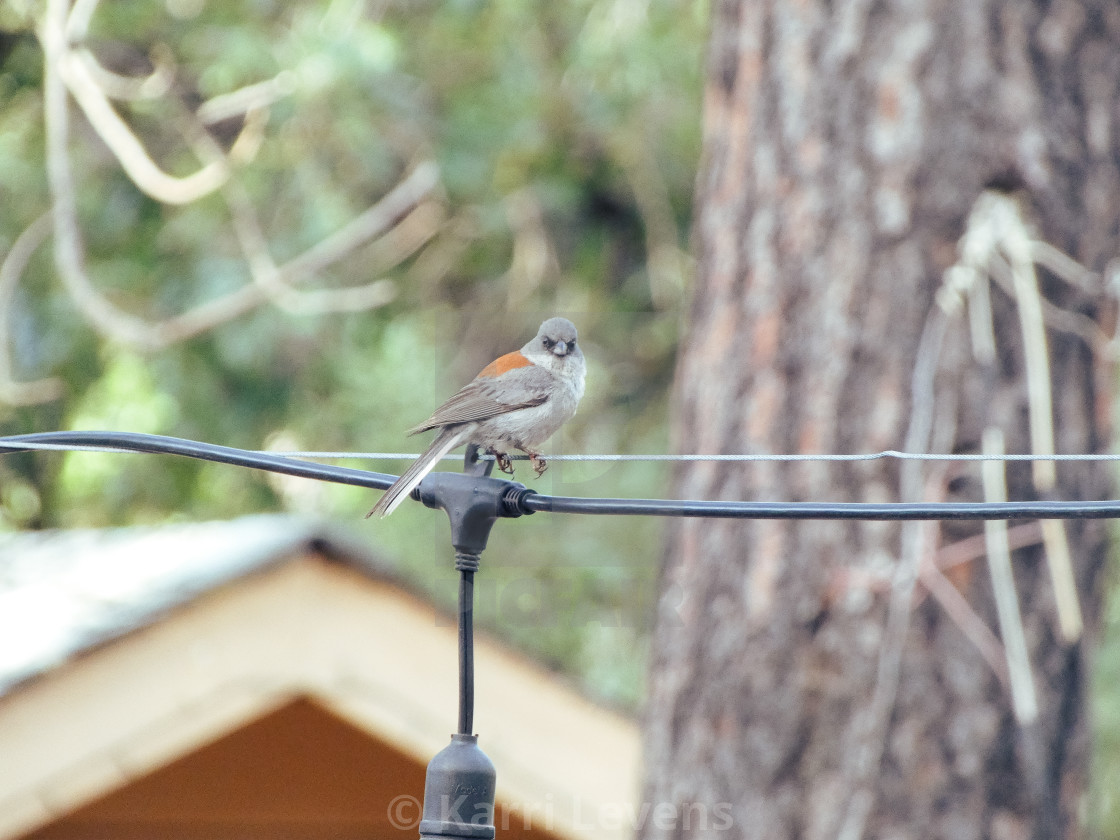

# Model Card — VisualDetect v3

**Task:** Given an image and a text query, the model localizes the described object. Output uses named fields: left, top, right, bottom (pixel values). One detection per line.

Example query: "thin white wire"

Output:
left=6, top=441, right=1120, bottom=462
left=0, top=442, right=132, bottom=453
left=292, top=450, right=1120, bottom=462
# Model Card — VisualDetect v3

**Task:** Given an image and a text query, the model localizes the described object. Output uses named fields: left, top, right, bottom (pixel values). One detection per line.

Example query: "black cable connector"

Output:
left=418, top=734, right=496, bottom=840
left=415, top=449, right=503, bottom=840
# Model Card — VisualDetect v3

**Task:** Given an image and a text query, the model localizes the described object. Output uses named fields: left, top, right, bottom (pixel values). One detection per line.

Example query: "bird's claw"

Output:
left=530, top=453, right=547, bottom=477
left=491, top=449, right=515, bottom=474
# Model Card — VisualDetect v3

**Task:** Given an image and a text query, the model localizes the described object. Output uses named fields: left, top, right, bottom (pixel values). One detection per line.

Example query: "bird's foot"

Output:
left=491, top=449, right=515, bottom=474
left=529, top=452, right=548, bottom=477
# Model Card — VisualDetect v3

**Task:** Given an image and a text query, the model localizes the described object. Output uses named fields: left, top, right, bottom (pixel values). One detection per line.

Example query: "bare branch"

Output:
left=280, top=161, right=442, bottom=281
left=838, top=308, right=952, bottom=840
left=952, top=192, right=1085, bottom=644
left=934, top=521, right=1043, bottom=571
left=1031, top=240, right=1100, bottom=294
left=363, top=200, right=447, bottom=274
left=65, top=0, right=99, bottom=41
left=994, top=196, right=1084, bottom=641
left=215, top=144, right=434, bottom=315
left=196, top=72, right=297, bottom=125
left=145, top=162, right=440, bottom=341
left=999, top=199, right=1057, bottom=491
left=40, top=0, right=441, bottom=349
left=228, top=178, right=441, bottom=315
left=143, top=161, right=436, bottom=338
left=72, top=46, right=174, bottom=102
left=60, top=47, right=228, bottom=204
left=987, top=252, right=1112, bottom=355
left=0, top=214, right=64, bottom=405
left=919, top=544, right=1010, bottom=689
left=226, top=105, right=269, bottom=166
left=42, top=0, right=168, bottom=349
left=980, top=427, right=1039, bottom=724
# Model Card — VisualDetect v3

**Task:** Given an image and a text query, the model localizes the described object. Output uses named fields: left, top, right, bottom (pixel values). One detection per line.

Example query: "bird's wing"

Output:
left=408, top=363, right=555, bottom=434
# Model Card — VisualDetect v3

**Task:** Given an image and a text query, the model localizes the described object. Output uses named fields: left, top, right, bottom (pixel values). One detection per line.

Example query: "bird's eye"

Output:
left=542, top=338, right=554, bottom=348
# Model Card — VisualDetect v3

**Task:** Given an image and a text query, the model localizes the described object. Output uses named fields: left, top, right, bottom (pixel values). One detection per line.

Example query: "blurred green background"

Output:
left=0, top=0, right=703, bottom=713
left=3, top=0, right=1120, bottom=833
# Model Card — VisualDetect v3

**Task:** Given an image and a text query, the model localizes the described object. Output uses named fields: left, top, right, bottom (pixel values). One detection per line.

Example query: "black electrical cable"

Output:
left=4, top=430, right=1120, bottom=520
left=457, top=560, right=476, bottom=736
left=0, top=431, right=396, bottom=490
left=516, top=493, right=1120, bottom=520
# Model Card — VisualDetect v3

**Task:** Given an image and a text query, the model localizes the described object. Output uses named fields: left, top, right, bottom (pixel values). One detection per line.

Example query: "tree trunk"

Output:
left=641, top=2, right=1119, bottom=839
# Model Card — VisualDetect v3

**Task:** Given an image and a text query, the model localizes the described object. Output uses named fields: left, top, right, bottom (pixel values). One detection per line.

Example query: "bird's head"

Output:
left=535, top=317, right=580, bottom=359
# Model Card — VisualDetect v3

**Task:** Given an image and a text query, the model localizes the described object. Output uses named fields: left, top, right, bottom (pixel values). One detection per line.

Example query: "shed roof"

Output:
left=0, top=515, right=387, bottom=696
left=0, top=516, right=640, bottom=840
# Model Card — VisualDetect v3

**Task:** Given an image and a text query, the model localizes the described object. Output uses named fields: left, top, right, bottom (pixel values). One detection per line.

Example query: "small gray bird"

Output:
left=368, top=317, right=586, bottom=517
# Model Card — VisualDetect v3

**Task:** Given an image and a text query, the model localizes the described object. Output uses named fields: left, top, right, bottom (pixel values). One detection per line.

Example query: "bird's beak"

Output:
left=553, top=341, right=569, bottom=356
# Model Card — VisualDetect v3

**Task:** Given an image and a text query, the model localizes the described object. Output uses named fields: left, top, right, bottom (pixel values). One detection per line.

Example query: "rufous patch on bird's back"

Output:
left=478, top=351, right=533, bottom=378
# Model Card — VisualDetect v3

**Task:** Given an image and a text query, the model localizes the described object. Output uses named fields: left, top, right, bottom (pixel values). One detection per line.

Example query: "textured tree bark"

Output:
left=641, top=2, right=1120, bottom=839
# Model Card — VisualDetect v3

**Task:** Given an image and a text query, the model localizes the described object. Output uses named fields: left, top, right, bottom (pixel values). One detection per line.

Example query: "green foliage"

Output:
left=0, top=0, right=705, bottom=708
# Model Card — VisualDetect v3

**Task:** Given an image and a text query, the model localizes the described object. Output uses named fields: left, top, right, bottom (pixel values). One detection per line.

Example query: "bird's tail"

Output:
left=367, top=427, right=467, bottom=518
